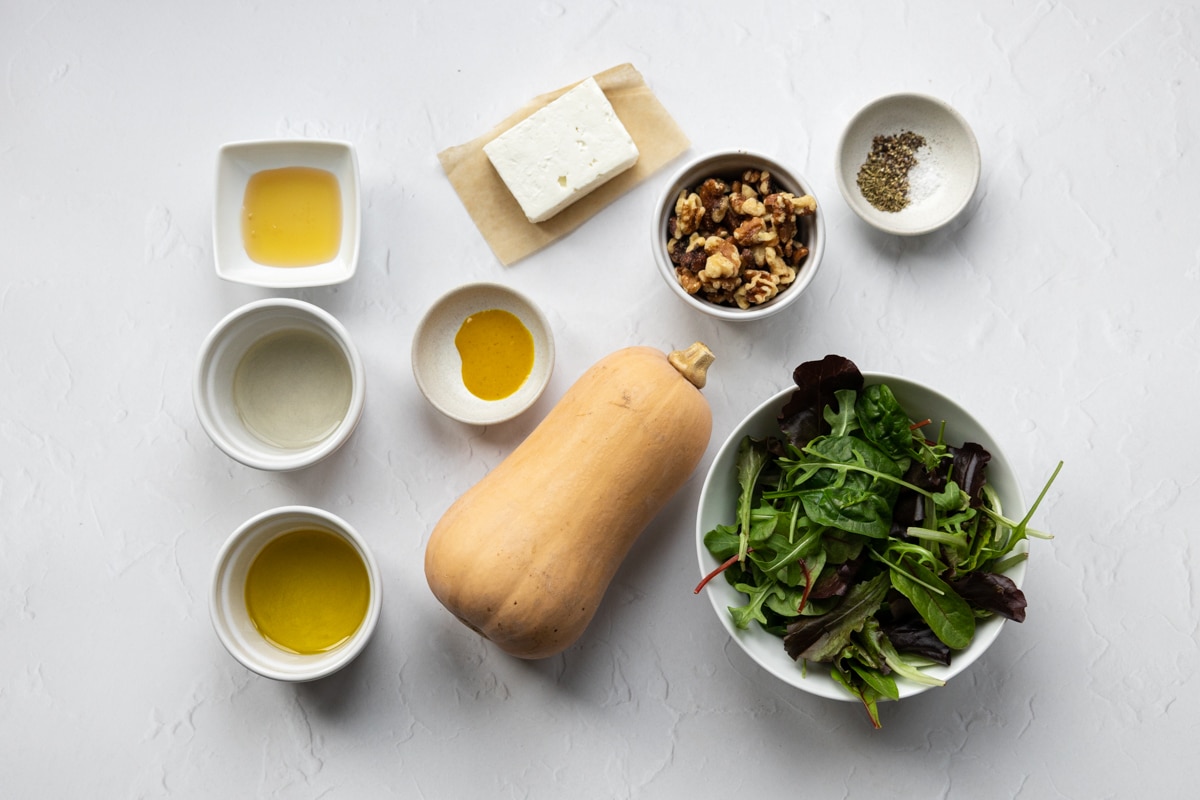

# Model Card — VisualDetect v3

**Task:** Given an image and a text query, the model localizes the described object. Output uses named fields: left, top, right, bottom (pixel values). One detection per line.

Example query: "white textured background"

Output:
left=3, top=1, right=1195, bottom=797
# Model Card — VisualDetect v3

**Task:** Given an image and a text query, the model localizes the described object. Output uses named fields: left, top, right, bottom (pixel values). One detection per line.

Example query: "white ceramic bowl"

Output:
left=652, top=149, right=825, bottom=322
left=210, top=506, right=382, bottom=682
left=696, top=371, right=1026, bottom=702
left=193, top=298, right=366, bottom=471
left=214, top=139, right=361, bottom=287
left=412, top=282, right=554, bottom=425
left=836, top=93, right=981, bottom=236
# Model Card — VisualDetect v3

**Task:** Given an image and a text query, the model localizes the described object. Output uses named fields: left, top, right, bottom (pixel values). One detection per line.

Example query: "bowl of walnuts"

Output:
left=652, top=149, right=825, bottom=322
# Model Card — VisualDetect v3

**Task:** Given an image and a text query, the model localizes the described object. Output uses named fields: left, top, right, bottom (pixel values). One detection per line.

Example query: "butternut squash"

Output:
left=424, top=342, right=715, bottom=659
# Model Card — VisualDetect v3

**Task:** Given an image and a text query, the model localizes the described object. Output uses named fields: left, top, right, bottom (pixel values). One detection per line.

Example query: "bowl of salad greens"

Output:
left=694, top=355, right=1059, bottom=727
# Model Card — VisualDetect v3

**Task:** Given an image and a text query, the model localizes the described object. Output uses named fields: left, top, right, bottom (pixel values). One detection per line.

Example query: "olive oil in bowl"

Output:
left=244, top=527, right=370, bottom=655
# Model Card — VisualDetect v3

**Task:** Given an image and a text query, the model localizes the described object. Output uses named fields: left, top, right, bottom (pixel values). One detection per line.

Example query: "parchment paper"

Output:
left=437, top=63, right=690, bottom=266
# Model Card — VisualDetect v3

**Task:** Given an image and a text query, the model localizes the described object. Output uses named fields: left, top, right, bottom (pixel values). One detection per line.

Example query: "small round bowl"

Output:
left=836, top=93, right=981, bottom=235
left=210, top=506, right=382, bottom=682
left=652, top=149, right=826, bottom=322
left=214, top=139, right=361, bottom=287
left=193, top=298, right=366, bottom=471
left=412, top=282, right=554, bottom=425
left=696, top=371, right=1026, bottom=702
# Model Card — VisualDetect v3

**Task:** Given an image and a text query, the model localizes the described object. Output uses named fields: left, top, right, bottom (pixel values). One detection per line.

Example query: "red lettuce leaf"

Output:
left=879, top=618, right=952, bottom=665
left=779, top=355, right=864, bottom=447
left=947, top=571, right=1028, bottom=622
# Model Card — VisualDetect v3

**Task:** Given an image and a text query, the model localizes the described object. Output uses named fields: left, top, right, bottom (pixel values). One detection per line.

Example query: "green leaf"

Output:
left=849, top=661, right=900, bottom=701
left=801, top=486, right=893, bottom=539
left=888, top=559, right=975, bottom=650
left=855, top=383, right=915, bottom=462
left=824, top=389, right=860, bottom=437
left=729, top=580, right=783, bottom=629
left=702, top=524, right=741, bottom=561
left=859, top=618, right=945, bottom=687
left=735, top=437, right=770, bottom=562
left=783, top=572, right=890, bottom=662
left=932, top=480, right=966, bottom=513
left=831, top=666, right=885, bottom=729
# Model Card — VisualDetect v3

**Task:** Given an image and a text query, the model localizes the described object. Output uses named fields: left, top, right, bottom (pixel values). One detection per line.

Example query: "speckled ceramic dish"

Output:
left=213, top=139, right=361, bottom=287
left=412, top=283, right=554, bottom=425
left=836, top=94, right=981, bottom=236
left=696, top=371, right=1027, bottom=702
left=652, top=149, right=825, bottom=322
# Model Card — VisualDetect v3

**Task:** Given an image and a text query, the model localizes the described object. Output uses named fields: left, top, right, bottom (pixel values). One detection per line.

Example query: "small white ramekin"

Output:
left=210, top=506, right=382, bottom=682
left=193, top=298, right=365, bottom=471
left=651, top=149, right=826, bottom=322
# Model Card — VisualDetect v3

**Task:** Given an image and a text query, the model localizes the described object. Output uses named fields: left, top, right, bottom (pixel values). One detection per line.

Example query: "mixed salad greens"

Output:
left=697, top=355, right=1061, bottom=727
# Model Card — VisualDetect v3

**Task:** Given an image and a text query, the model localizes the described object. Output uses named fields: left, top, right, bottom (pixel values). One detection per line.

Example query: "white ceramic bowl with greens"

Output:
left=696, top=370, right=1030, bottom=705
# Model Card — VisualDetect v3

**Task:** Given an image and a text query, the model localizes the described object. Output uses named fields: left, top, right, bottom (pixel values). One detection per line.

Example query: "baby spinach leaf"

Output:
left=888, top=559, right=975, bottom=650
left=855, top=383, right=914, bottom=462
left=801, top=487, right=893, bottom=539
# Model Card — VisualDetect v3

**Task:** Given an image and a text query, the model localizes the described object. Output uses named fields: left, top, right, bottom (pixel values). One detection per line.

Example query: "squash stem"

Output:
left=669, top=342, right=716, bottom=389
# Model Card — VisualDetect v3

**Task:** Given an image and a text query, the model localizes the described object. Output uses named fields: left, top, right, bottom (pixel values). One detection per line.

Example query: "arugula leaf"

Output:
left=780, top=355, right=864, bottom=447
left=734, top=437, right=769, bottom=563
left=703, top=524, right=742, bottom=562
left=729, top=579, right=785, bottom=629
left=824, top=389, right=860, bottom=438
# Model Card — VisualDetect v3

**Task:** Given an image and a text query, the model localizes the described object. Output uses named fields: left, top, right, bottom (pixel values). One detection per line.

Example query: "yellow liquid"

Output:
left=232, top=328, right=353, bottom=448
left=244, top=528, right=370, bottom=655
left=241, top=166, right=342, bottom=267
left=454, top=309, right=535, bottom=401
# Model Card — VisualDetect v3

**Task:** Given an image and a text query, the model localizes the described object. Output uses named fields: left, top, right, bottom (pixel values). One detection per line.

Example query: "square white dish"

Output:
left=213, top=139, right=361, bottom=287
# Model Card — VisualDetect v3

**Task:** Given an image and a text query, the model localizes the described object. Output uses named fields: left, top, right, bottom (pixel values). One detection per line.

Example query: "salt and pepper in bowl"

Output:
left=835, top=93, right=981, bottom=236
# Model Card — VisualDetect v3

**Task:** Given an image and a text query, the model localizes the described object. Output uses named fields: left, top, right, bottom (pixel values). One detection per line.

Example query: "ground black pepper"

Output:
left=856, top=130, right=927, bottom=213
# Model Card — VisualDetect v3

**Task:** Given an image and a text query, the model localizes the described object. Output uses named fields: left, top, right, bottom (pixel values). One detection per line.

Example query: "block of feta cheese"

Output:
left=483, top=77, right=640, bottom=223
